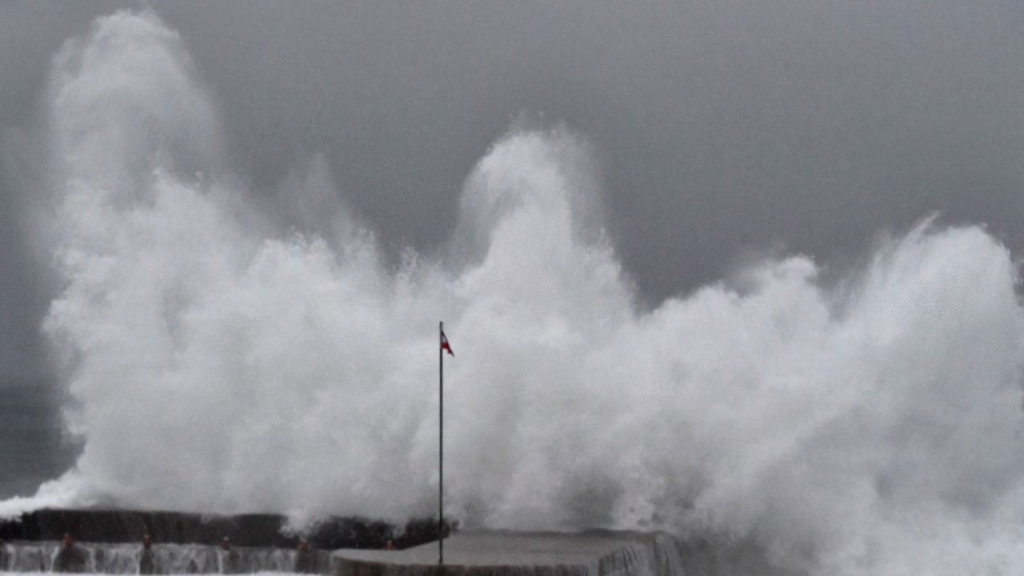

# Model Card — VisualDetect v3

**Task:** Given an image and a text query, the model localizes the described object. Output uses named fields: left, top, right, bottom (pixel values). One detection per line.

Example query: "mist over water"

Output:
left=4, top=9, right=1024, bottom=575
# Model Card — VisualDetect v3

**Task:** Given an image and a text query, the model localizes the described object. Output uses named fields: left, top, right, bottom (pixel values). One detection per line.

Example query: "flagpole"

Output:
left=438, top=321, right=444, bottom=566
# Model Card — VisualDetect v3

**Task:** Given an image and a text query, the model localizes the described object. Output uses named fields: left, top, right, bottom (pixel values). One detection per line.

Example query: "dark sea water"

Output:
left=0, top=379, right=76, bottom=500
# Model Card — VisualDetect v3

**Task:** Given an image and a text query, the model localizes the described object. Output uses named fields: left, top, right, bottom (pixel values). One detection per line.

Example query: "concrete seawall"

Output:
left=0, top=509, right=444, bottom=550
left=333, top=532, right=686, bottom=576
left=1, top=541, right=333, bottom=574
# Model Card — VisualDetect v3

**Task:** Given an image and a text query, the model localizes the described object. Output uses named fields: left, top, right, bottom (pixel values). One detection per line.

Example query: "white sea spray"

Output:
left=3, top=9, right=1024, bottom=576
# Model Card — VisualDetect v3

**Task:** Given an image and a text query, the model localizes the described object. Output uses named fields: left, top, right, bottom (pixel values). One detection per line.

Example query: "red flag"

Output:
left=441, top=329, right=454, bottom=356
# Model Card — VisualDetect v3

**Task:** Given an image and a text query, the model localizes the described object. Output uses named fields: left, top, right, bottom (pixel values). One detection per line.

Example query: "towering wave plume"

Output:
left=4, top=9, right=1024, bottom=575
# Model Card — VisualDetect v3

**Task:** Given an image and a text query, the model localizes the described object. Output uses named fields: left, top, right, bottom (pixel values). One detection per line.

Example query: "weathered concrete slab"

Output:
left=333, top=531, right=684, bottom=576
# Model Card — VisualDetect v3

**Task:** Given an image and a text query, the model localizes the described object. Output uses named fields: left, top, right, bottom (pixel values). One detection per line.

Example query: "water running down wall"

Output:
left=1, top=541, right=329, bottom=574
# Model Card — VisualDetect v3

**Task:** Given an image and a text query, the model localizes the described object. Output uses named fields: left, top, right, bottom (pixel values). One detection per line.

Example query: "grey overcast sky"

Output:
left=3, top=1, right=1024, bottom=497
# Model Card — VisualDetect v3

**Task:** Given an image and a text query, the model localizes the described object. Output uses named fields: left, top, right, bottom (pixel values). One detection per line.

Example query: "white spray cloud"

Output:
left=4, top=9, right=1024, bottom=575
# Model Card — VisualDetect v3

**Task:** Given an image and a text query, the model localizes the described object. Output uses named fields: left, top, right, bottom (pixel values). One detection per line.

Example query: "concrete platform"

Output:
left=332, top=531, right=684, bottom=576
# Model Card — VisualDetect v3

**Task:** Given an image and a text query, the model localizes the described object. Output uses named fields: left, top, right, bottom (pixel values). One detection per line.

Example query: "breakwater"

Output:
left=1, top=541, right=331, bottom=574
left=0, top=510, right=446, bottom=550
left=333, top=531, right=688, bottom=576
